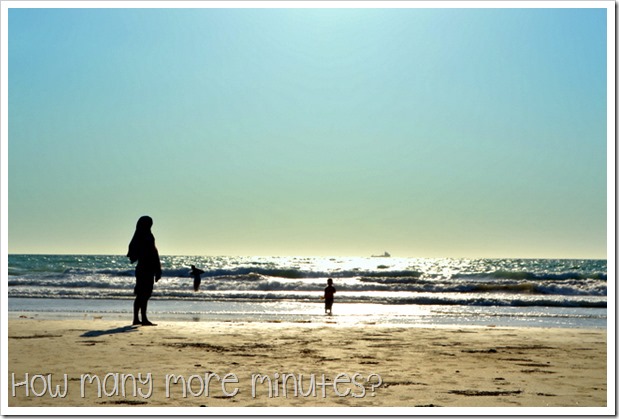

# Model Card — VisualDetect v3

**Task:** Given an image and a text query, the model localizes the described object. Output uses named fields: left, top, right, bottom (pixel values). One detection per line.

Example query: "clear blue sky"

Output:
left=7, top=4, right=609, bottom=258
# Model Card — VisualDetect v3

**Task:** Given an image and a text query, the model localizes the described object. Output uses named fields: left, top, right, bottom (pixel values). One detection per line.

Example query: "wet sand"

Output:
left=6, top=318, right=608, bottom=411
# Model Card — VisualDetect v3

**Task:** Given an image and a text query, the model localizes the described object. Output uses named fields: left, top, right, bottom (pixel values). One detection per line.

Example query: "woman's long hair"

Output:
left=127, top=216, right=156, bottom=263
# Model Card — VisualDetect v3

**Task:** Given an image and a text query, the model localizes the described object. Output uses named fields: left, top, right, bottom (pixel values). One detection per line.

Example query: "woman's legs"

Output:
left=134, top=271, right=156, bottom=326
left=140, top=297, right=155, bottom=325
left=133, top=294, right=156, bottom=325
left=133, top=296, right=142, bottom=325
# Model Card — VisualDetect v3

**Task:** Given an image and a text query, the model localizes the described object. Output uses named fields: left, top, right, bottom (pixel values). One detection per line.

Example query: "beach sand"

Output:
left=6, top=318, right=607, bottom=410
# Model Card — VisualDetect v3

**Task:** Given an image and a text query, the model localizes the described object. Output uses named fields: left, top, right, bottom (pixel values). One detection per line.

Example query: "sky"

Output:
left=5, top=3, right=610, bottom=258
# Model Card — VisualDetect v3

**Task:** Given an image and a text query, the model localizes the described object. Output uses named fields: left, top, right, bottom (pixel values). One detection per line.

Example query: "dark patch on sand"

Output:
left=449, top=389, right=523, bottom=397
left=10, top=334, right=62, bottom=339
left=521, top=369, right=556, bottom=374
left=164, top=342, right=274, bottom=353
left=99, top=400, right=148, bottom=405
left=382, top=381, right=428, bottom=388
left=461, top=348, right=498, bottom=353
left=497, top=345, right=556, bottom=350
left=516, top=362, right=551, bottom=367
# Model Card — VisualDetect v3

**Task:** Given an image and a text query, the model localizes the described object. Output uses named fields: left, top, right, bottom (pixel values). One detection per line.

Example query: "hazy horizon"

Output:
left=5, top=251, right=608, bottom=261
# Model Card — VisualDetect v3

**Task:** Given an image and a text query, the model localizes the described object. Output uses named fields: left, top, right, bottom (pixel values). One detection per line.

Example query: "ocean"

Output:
left=6, top=255, right=607, bottom=328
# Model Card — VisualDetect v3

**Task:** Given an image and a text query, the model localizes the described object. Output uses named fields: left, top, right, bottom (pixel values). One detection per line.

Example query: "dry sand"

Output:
left=5, top=318, right=608, bottom=411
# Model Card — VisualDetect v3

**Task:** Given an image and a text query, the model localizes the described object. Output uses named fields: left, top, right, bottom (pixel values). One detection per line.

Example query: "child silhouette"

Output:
left=324, top=278, right=336, bottom=315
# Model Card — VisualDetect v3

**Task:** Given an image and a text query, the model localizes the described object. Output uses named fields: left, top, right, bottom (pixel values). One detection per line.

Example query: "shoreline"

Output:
left=7, top=297, right=608, bottom=329
left=7, top=310, right=609, bottom=331
left=5, top=318, right=608, bottom=410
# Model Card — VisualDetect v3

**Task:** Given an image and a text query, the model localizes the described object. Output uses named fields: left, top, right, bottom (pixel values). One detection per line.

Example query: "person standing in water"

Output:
left=190, top=265, right=205, bottom=291
left=127, top=216, right=162, bottom=326
left=324, top=278, right=336, bottom=315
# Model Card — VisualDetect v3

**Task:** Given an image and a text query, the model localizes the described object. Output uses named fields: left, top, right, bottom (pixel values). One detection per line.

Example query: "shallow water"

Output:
left=8, top=297, right=606, bottom=329
left=7, top=255, right=607, bottom=328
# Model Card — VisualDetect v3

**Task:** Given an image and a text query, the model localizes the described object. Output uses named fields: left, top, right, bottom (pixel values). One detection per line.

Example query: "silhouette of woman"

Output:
left=127, top=216, right=162, bottom=326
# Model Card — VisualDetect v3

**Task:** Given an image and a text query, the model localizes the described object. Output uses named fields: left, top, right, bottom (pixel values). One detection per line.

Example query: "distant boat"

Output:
left=371, top=251, right=391, bottom=258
